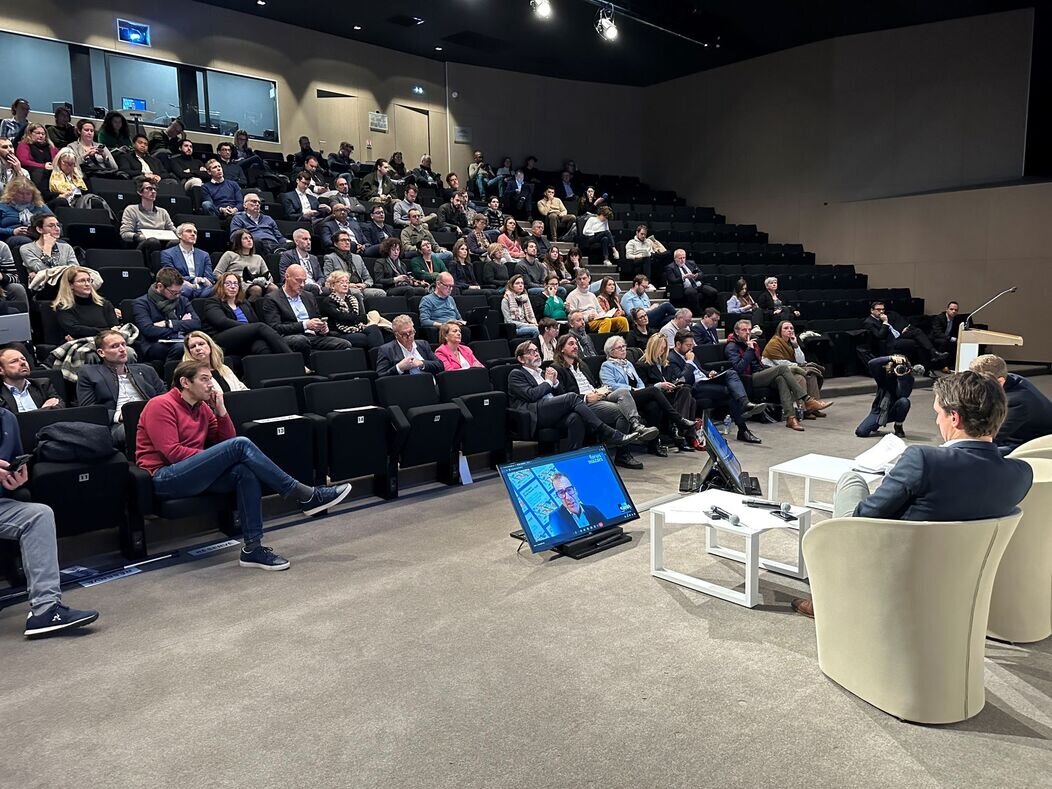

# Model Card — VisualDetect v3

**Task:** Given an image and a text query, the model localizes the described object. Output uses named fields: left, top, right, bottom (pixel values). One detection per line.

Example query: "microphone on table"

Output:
left=742, top=498, right=791, bottom=512
left=707, top=506, right=740, bottom=525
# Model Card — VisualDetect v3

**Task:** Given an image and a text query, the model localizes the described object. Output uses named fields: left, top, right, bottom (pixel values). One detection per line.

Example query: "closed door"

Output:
left=315, top=93, right=360, bottom=159
left=393, top=105, right=431, bottom=169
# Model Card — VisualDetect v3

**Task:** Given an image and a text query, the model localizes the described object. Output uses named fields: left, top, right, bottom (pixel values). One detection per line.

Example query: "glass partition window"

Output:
left=107, top=55, right=180, bottom=126
left=0, top=32, right=73, bottom=112
left=206, top=71, right=278, bottom=138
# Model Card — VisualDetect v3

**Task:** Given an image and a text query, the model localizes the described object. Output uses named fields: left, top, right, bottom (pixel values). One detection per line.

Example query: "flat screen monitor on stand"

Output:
left=701, top=416, right=763, bottom=496
left=499, top=446, right=638, bottom=559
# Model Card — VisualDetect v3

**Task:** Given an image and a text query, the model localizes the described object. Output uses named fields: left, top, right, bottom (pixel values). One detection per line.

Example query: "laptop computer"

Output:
left=0, top=313, right=32, bottom=344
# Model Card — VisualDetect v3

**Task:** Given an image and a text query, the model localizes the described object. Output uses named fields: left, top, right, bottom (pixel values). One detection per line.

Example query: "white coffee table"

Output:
left=767, top=453, right=883, bottom=513
left=650, top=489, right=811, bottom=608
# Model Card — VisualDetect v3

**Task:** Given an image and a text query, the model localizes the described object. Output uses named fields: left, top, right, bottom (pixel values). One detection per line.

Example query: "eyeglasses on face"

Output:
left=554, top=485, right=576, bottom=497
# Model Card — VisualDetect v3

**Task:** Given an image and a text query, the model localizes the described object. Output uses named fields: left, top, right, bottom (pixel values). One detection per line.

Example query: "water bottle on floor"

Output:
left=721, top=414, right=732, bottom=435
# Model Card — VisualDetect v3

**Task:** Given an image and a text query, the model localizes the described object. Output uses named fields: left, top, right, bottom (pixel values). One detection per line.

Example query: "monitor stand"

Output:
left=508, top=526, right=632, bottom=560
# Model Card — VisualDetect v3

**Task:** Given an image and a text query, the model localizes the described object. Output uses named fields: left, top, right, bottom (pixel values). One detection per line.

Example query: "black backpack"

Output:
left=35, top=422, right=117, bottom=463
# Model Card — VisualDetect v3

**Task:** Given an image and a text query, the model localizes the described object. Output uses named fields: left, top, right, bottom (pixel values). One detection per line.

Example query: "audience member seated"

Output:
left=444, top=172, right=464, bottom=201
left=481, top=243, right=511, bottom=292
left=502, top=275, right=540, bottom=337
left=726, top=278, right=763, bottom=326
left=665, top=248, right=717, bottom=315
left=497, top=216, right=525, bottom=261
left=360, top=158, right=395, bottom=205
left=47, top=150, right=112, bottom=216
left=213, top=143, right=248, bottom=190
left=148, top=119, right=187, bottom=156
left=182, top=330, right=247, bottom=392
left=855, top=355, right=917, bottom=438
left=621, top=275, right=675, bottom=330
left=408, top=240, right=449, bottom=285
left=0, top=345, right=63, bottom=413
left=419, top=272, right=477, bottom=343
left=132, top=267, right=201, bottom=363
left=120, top=178, right=177, bottom=257
left=260, top=263, right=353, bottom=360
left=393, top=184, right=437, bottom=228
left=281, top=171, right=325, bottom=222
left=401, top=209, right=452, bottom=264
left=15, top=124, right=57, bottom=174
left=970, top=353, right=1052, bottom=455
left=372, top=239, right=428, bottom=298
left=448, top=238, right=490, bottom=295
left=600, top=335, right=695, bottom=457
left=553, top=333, right=658, bottom=469
left=301, top=155, right=330, bottom=197
left=536, top=186, right=575, bottom=242
left=0, top=407, right=99, bottom=639
left=637, top=333, right=701, bottom=451
left=468, top=151, right=502, bottom=199
left=316, top=203, right=365, bottom=253
left=668, top=330, right=763, bottom=445
left=78, top=329, right=165, bottom=446
left=375, top=314, right=444, bottom=377
left=508, top=340, right=633, bottom=451
left=690, top=307, right=723, bottom=346
left=0, top=177, right=53, bottom=251
left=327, top=141, right=359, bottom=177
left=214, top=230, right=277, bottom=301
left=790, top=370, right=1035, bottom=618
left=624, top=224, right=671, bottom=283
left=566, top=310, right=597, bottom=356
left=521, top=156, right=542, bottom=186
left=322, top=230, right=384, bottom=302
left=756, top=276, right=801, bottom=326
left=438, top=191, right=470, bottom=233
left=360, top=204, right=398, bottom=258
left=291, top=136, right=323, bottom=171
left=626, top=308, right=656, bottom=351
left=200, top=159, right=243, bottom=218
left=0, top=99, right=29, bottom=143
left=0, top=138, right=25, bottom=191
left=45, top=105, right=76, bottom=150
left=159, top=223, right=216, bottom=298
left=465, top=214, right=493, bottom=259
left=230, top=192, right=291, bottom=256
left=515, top=240, right=552, bottom=295
left=557, top=169, right=576, bottom=202
left=538, top=317, right=560, bottom=362
left=762, top=320, right=826, bottom=418
left=581, top=206, right=619, bottom=265
left=726, top=318, right=831, bottom=431
left=166, top=139, right=206, bottom=197
left=544, top=246, right=572, bottom=287
left=659, top=307, right=694, bottom=350
left=576, top=185, right=606, bottom=216
left=565, top=247, right=586, bottom=276
left=198, top=272, right=292, bottom=357
left=136, top=359, right=350, bottom=570
left=230, top=129, right=264, bottom=174
left=542, top=275, right=568, bottom=320
left=863, top=300, right=945, bottom=373
left=0, top=242, right=28, bottom=308
left=596, top=277, right=627, bottom=323
left=411, top=155, right=442, bottom=193
left=502, top=168, right=533, bottom=215
left=67, top=119, right=118, bottom=175
left=929, top=299, right=958, bottom=359
left=387, top=151, right=407, bottom=182
left=116, top=134, right=171, bottom=185
left=97, top=111, right=132, bottom=150
left=435, top=321, right=484, bottom=371
left=318, top=271, right=385, bottom=348
left=565, top=268, right=629, bottom=333
left=484, top=195, right=505, bottom=233
left=324, top=176, right=366, bottom=215
left=20, top=213, right=76, bottom=276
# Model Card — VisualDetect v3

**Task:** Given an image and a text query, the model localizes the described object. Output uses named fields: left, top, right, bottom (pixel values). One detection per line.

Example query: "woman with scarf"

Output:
left=319, top=270, right=385, bottom=348
left=761, top=320, right=826, bottom=417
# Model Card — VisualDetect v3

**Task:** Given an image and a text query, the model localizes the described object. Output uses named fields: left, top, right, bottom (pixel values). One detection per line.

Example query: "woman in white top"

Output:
left=581, top=205, right=618, bottom=264
left=182, top=330, right=248, bottom=392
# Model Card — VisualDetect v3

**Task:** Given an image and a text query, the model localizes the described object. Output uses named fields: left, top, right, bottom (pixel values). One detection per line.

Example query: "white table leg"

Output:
left=768, top=469, right=778, bottom=501
left=744, top=532, right=760, bottom=608
left=650, top=510, right=665, bottom=574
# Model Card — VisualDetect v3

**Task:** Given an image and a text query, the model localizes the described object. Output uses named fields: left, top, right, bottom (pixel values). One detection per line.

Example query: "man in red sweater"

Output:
left=136, top=360, right=350, bottom=570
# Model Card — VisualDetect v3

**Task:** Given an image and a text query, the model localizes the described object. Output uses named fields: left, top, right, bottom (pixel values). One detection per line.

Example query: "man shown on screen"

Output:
left=547, top=471, right=605, bottom=535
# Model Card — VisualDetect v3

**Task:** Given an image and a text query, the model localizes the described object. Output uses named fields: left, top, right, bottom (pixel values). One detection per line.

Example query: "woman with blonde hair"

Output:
left=52, top=266, right=120, bottom=341
left=15, top=123, right=57, bottom=172
left=0, top=177, right=52, bottom=250
left=319, top=269, right=385, bottom=347
left=182, top=330, right=247, bottom=392
left=481, top=241, right=511, bottom=290
left=637, top=333, right=699, bottom=451
left=434, top=321, right=484, bottom=371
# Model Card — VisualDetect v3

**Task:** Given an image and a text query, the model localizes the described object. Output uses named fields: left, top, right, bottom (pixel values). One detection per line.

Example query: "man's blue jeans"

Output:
left=152, top=437, right=298, bottom=546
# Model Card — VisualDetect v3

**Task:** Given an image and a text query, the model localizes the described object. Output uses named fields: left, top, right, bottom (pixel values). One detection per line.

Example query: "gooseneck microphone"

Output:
left=962, top=286, right=1017, bottom=330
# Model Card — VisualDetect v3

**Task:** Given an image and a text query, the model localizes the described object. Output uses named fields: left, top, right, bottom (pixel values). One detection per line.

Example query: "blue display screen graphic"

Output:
left=121, top=97, right=147, bottom=111
left=499, top=447, right=639, bottom=553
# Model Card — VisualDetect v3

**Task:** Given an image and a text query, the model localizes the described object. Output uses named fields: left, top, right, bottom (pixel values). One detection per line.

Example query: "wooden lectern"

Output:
left=955, top=327, right=1023, bottom=371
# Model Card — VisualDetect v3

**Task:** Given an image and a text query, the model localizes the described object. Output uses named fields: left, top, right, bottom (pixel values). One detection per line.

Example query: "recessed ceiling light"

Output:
left=434, top=46, right=443, bottom=51
left=411, top=16, right=425, bottom=25
left=530, top=0, right=552, bottom=19
left=353, top=25, right=362, bottom=31
left=256, top=0, right=266, bottom=5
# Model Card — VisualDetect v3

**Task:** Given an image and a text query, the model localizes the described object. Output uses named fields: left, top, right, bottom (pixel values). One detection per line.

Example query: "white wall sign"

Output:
left=454, top=126, right=472, bottom=144
left=368, top=111, right=389, bottom=133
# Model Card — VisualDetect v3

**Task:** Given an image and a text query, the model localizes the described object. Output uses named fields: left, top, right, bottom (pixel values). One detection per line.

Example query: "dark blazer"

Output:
left=667, top=349, right=702, bottom=387
left=375, top=339, right=443, bottom=377
left=159, top=246, right=215, bottom=282
left=131, top=293, right=200, bottom=346
left=554, top=362, right=599, bottom=395
left=197, top=299, right=263, bottom=338
left=316, top=217, right=366, bottom=253
left=725, top=338, right=763, bottom=377
left=115, top=149, right=168, bottom=180
left=930, top=312, right=955, bottom=345
left=0, top=378, right=65, bottom=413
left=372, top=256, right=413, bottom=289
left=277, top=250, right=324, bottom=284
left=756, top=290, right=795, bottom=321
left=260, top=289, right=322, bottom=336
left=76, top=363, right=166, bottom=421
left=862, top=314, right=896, bottom=355
left=664, top=258, right=701, bottom=288
left=854, top=440, right=1033, bottom=522
left=280, top=190, right=320, bottom=222
left=167, top=154, right=205, bottom=183
left=692, top=323, right=721, bottom=346
left=360, top=221, right=398, bottom=258
left=548, top=503, right=606, bottom=536
left=996, top=374, right=1052, bottom=454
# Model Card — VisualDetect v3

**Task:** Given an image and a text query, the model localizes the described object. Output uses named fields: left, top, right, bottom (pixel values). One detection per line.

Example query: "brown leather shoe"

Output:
left=791, top=598, right=814, bottom=618
left=786, top=416, right=805, bottom=431
left=803, top=412, right=818, bottom=420
left=814, top=410, right=827, bottom=417
left=804, top=398, right=833, bottom=413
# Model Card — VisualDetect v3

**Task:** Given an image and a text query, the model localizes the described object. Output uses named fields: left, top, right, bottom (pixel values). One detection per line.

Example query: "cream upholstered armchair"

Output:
left=801, top=510, right=1022, bottom=724
left=1008, top=434, right=1052, bottom=460
left=988, top=459, right=1052, bottom=643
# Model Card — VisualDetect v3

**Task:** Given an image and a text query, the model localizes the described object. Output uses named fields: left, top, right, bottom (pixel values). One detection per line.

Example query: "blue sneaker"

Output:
left=300, top=483, right=351, bottom=517
left=24, top=603, right=99, bottom=639
left=239, top=545, right=290, bottom=571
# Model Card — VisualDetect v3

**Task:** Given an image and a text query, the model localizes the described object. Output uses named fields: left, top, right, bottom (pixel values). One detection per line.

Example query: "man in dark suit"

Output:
left=970, top=354, right=1052, bottom=454
left=929, top=300, right=959, bottom=356
left=0, top=346, right=64, bottom=413
left=691, top=308, right=723, bottom=346
left=116, top=134, right=175, bottom=185
left=77, top=330, right=167, bottom=446
left=259, top=264, right=352, bottom=361
left=792, top=370, right=1034, bottom=618
left=506, top=341, right=631, bottom=451
left=863, top=301, right=945, bottom=372
left=375, top=315, right=444, bottom=377
left=130, top=268, right=201, bottom=363
left=158, top=223, right=215, bottom=297
left=664, top=248, right=717, bottom=315
left=277, top=229, right=324, bottom=294
left=316, top=203, right=367, bottom=253
left=322, top=176, right=367, bottom=216
left=360, top=204, right=399, bottom=258
left=546, top=470, right=606, bottom=537
left=280, top=172, right=327, bottom=222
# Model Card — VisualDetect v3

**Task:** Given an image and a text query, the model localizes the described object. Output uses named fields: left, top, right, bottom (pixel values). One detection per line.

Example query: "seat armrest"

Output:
left=128, top=464, right=156, bottom=516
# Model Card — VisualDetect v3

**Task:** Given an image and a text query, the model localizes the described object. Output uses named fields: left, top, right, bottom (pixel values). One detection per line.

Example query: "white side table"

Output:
left=650, top=489, right=811, bottom=608
left=767, top=453, right=883, bottom=513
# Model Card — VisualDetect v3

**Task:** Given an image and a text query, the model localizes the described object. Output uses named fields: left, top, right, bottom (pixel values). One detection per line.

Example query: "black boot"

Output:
left=614, top=448, right=644, bottom=470
left=737, top=426, right=762, bottom=444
